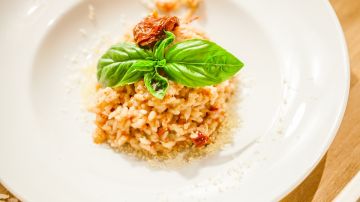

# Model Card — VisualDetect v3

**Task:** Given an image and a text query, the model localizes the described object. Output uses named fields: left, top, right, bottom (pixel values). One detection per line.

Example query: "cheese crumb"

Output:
left=190, top=131, right=198, bottom=139
left=139, top=137, right=151, bottom=145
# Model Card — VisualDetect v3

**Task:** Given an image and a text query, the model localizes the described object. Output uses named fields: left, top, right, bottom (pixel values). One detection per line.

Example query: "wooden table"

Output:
left=1, top=0, right=359, bottom=201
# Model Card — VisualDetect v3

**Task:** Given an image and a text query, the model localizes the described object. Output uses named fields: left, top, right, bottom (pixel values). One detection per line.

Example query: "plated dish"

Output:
left=0, top=0, right=349, bottom=201
left=91, top=9, right=244, bottom=160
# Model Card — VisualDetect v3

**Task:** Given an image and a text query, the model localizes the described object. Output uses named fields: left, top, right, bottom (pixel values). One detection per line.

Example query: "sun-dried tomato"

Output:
left=191, top=131, right=209, bottom=147
left=157, top=128, right=166, bottom=136
left=133, top=15, right=179, bottom=47
left=209, top=106, right=219, bottom=111
left=178, top=118, right=186, bottom=124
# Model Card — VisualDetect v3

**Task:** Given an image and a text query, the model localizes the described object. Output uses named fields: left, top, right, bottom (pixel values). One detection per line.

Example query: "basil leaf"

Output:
left=97, top=31, right=244, bottom=99
left=154, top=31, right=175, bottom=60
left=114, top=60, right=155, bottom=87
left=144, top=71, right=169, bottom=99
left=97, top=42, right=153, bottom=87
left=163, top=39, right=244, bottom=87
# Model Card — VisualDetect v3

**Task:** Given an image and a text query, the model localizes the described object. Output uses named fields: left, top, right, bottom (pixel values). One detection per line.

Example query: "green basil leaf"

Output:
left=163, top=39, right=244, bottom=87
left=144, top=71, right=169, bottom=99
left=97, top=42, right=153, bottom=87
left=114, top=60, right=155, bottom=87
left=154, top=31, right=175, bottom=60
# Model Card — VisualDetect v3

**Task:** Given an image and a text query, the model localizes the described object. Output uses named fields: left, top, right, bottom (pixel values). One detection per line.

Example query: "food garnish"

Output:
left=97, top=15, right=244, bottom=99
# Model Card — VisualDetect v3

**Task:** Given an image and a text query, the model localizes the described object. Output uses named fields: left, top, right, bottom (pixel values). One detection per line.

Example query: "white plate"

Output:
left=0, top=0, right=349, bottom=201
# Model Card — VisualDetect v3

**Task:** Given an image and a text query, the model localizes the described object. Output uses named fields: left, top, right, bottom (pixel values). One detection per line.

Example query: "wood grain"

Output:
left=1, top=0, right=359, bottom=201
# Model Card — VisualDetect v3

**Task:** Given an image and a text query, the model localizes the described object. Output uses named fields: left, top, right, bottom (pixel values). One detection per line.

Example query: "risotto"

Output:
left=91, top=13, right=243, bottom=160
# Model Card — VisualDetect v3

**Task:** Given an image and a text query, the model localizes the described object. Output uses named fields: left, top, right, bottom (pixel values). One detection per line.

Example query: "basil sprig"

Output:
left=97, top=31, right=244, bottom=99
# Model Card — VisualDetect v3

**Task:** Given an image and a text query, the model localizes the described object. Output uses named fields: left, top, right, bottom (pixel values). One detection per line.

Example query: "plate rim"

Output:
left=275, top=0, right=350, bottom=199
